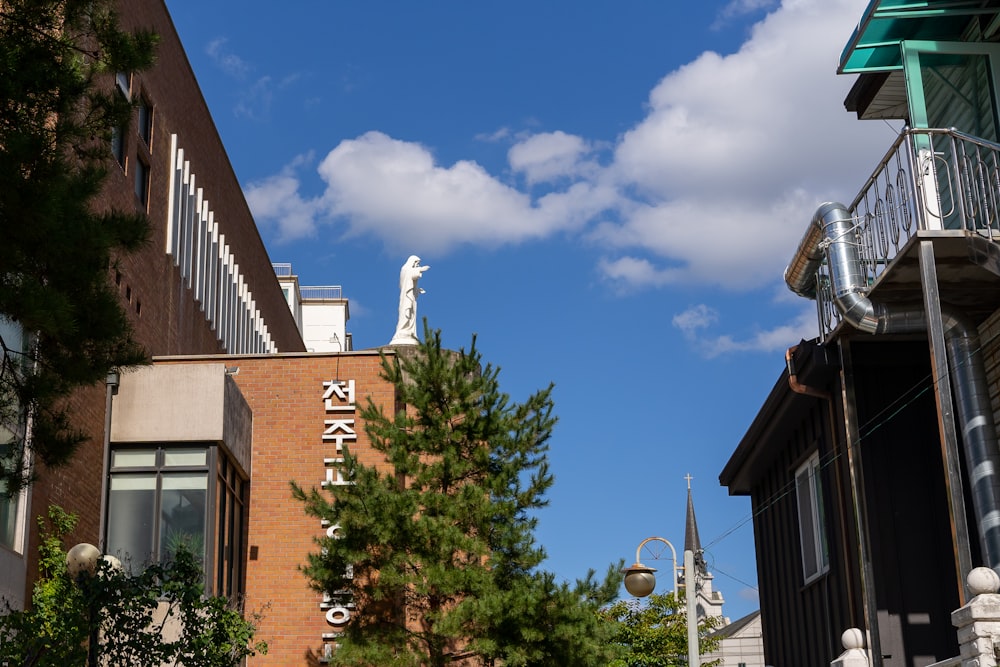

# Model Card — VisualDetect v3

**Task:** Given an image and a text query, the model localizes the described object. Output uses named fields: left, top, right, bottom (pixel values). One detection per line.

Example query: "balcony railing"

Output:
left=300, top=286, right=343, bottom=300
left=815, top=127, right=1000, bottom=338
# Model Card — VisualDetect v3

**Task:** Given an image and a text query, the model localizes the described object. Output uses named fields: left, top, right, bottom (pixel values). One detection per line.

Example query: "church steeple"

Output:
left=682, top=475, right=727, bottom=623
left=684, top=473, right=703, bottom=570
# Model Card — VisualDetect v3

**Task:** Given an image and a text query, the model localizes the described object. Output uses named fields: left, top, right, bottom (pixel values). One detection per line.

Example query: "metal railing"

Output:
left=815, top=127, right=1000, bottom=339
left=272, top=263, right=293, bottom=277
left=300, top=286, right=343, bottom=300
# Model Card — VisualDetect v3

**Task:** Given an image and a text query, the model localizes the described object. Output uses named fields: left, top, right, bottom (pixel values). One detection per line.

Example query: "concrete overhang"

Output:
left=110, top=363, right=252, bottom=474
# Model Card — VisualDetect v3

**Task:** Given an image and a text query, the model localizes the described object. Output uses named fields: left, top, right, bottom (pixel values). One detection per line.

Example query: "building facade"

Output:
left=106, top=351, right=401, bottom=663
left=0, top=0, right=312, bottom=611
left=0, top=1, right=450, bottom=661
left=722, top=2, right=1000, bottom=665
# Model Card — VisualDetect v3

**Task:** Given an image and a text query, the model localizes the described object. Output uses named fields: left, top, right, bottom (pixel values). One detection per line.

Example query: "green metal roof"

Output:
left=840, top=0, right=1000, bottom=73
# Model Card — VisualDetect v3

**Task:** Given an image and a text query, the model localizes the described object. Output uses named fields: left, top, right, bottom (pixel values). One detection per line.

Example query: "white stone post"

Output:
left=831, top=627, right=871, bottom=667
left=954, top=567, right=1000, bottom=667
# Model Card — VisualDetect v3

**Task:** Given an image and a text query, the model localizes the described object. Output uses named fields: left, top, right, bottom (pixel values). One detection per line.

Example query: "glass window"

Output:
left=111, top=125, right=125, bottom=166
left=796, top=452, right=829, bottom=583
left=137, top=96, right=152, bottom=146
left=106, top=446, right=208, bottom=569
left=159, top=473, right=208, bottom=562
left=215, top=456, right=246, bottom=597
left=107, top=474, right=157, bottom=567
left=112, top=449, right=156, bottom=468
left=134, top=156, right=149, bottom=205
left=105, top=444, right=245, bottom=595
left=116, top=71, right=131, bottom=99
left=0, top=318, right=26, bottom=552
left=0, top=442, right=19, bottom=550
left=165, top=448, right=207, bottom=467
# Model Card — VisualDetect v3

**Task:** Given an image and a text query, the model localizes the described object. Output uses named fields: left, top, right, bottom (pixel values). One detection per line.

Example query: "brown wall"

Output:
left=23, top=0, right=305, bottom=599
left=160, top=351, right=397, bottom=665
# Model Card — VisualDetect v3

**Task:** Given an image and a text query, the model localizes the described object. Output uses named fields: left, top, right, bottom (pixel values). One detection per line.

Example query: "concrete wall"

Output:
left=111, top=364, right=252, bottom=473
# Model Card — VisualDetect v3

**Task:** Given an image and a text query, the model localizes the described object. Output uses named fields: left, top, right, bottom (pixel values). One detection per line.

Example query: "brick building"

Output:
left=106, top=350, right=400, bottom=664
left=0, top=0, right=383, bottom=661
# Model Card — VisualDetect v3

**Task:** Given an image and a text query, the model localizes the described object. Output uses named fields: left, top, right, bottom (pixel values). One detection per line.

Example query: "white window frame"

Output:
left=796, top=451, right=829, bottom=584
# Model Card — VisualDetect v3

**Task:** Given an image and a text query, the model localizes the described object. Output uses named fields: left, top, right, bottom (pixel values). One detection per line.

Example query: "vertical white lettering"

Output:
left=320, top=378, right=358, bottom=646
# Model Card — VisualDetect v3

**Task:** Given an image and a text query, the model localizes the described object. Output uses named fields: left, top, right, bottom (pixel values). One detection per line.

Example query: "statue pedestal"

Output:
left=388, top=333, right=419, bottom=346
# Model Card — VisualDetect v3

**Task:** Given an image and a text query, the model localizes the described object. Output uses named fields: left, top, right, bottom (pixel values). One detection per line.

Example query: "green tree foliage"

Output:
left=0, top=0, right=158, bottom=493
left=0, top=506, right=267, bottom=666
left=600, top=592, right=721, bottom=667
left=294, top=325, right=623, bottom=666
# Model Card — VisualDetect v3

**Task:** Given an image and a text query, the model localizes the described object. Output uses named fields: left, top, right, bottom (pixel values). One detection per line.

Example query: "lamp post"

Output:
left=67, top=542, right=100, bottom=667
left=622, top=537, right=700, bottom=666
left=67, top=543, right=120, bottom=667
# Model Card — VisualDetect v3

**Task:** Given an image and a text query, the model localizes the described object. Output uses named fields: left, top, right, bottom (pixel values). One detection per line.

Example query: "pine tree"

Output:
left=0, top=0, right=157, bottom=493
left=294, top=324, right=622, bottom=666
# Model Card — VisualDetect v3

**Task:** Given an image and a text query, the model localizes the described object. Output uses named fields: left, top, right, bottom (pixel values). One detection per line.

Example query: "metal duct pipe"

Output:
left=786, top=202, right=1000, bottom=571
left=784, top=204, right=830, bottom=299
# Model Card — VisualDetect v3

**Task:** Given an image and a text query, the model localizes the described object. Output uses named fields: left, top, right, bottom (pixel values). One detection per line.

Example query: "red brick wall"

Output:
left=23, top=0, right=305, bottom=598
left=160, top=351, right=397, bottom=664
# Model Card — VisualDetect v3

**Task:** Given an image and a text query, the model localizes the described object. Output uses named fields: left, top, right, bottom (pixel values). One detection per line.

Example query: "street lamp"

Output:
left=622, top=536, right=680, bottom=598
left=623, top=536, right=700, bottom=666
left=67, top=542, right=101, bottom=667
left=66, top=543, right=121, bottom=667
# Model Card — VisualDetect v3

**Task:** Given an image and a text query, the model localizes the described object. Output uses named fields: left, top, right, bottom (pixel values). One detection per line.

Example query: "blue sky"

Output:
left=163, top=0, right=890, bottom=621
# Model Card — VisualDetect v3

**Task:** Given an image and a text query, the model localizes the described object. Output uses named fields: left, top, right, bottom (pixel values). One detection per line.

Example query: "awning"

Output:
left=840, top=0, right=1000, bottom=73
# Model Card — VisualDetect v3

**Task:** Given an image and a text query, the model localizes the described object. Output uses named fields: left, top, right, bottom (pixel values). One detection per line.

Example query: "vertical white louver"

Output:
left=165, top=135, right=278, bottom=353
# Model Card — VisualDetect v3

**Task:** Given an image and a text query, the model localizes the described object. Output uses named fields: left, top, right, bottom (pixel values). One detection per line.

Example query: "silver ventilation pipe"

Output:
left=786, top=202, right=1000, bottom=571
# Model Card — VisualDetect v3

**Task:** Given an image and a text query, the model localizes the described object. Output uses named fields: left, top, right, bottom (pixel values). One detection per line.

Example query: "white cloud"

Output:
left=673, top=305, right=720, bottom=335
left=475, top=127, right=512, bottom=143
left=597, top=0, right=884, bottom=289
left=245, top=155, right=320, bottom=241
left=716, top=0, right=779, bottom=24
left=206, top=38, right=251, bottom=79
left=205, top=38, right=300, bottom=120
left=248, top=132, right=620, bottom=253
left=247, top=0, right=884, bottom=292
left=673, top=303, right=819, bottom=358
left=508, top=131, right=594, bottom=185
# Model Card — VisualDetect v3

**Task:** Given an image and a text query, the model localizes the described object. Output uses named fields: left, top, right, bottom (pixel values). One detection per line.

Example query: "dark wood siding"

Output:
left=850, top=340, right=962, bottom=666
left=748, top=372, right=860, bottom=666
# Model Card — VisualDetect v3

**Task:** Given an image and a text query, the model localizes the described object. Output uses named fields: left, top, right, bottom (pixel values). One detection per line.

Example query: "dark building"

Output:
left=721, top=2, right=1000, bottom=665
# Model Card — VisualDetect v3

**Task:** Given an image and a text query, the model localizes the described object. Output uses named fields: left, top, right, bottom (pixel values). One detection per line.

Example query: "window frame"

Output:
left=104, top=443, right=247, bottom=596
left=795, top=451, right=830, bottom=584
left=136, top=94, right=153, bottom=148
left=0, top=318, right=28, bottom=554
left=134, top=154, right=150, bottom=206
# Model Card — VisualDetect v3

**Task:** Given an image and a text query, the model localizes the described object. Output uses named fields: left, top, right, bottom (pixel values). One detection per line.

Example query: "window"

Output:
left=105, top=444, right=247, bottom=595
left=134, top=156, right=149, bottom=205
left=115, top=71, right=131, bottom=100
left=137, top=96, right=152, bottom=147
left=796, top=452, right=829, bottom=583
left=106, top=446, right=209, bottom=568
left=111, top=72, right=130, bottom=165
left=111, top=125, right=125, bottom=166
left=0, top=317, right=26, bottom=552
left=0, top=443, right=19, bottom=550
left=215, top=456, right=246, bottom=597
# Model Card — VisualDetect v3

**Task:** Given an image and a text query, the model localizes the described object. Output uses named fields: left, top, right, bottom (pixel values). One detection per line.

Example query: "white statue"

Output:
left=389, top=255, right=429, bottom=345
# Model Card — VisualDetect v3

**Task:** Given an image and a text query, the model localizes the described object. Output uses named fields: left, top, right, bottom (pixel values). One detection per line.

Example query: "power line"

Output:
left=702, top=324, right=1000, bottom=558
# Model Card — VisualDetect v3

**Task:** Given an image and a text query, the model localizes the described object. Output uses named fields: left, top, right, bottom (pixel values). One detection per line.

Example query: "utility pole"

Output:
left=685, top=549, right=699, bottom=666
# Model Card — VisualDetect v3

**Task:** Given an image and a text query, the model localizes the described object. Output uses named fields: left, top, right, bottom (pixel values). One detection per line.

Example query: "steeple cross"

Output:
left=685, top=473, right=693, bottom=490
